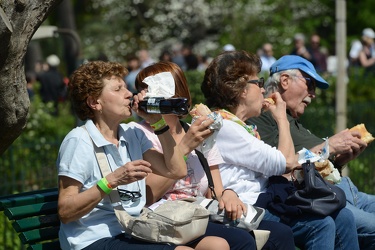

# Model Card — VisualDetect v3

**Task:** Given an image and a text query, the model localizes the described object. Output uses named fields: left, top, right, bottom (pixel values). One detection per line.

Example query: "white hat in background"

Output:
left=362, top=28, right=375, bottom=39
left=223, top=44, right=235, bottom=52
left=46, top=54, right=60, bottom=67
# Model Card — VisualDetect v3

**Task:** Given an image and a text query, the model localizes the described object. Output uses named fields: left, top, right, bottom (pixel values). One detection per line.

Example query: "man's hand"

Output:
left=329, top=129, right=366, bottom=154
left=329, top=129, right=367, bottom=166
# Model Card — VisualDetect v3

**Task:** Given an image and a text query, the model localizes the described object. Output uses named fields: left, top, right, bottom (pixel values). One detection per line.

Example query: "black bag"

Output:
left=286, top=160, right=346, bottom=216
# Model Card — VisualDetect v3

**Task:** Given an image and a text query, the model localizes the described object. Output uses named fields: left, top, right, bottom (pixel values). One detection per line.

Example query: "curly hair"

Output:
left=135, top=61, right=192, bottom=111
left=69, top=61, right=128, bottom=121
left=201, top=50, right=261, bottom=110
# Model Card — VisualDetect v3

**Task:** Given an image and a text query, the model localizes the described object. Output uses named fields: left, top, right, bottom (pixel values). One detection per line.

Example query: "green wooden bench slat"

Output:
left=0, top=188, right=61, bottom=249
left=27, top=240, right=61, bottom=250
left=4, top=201, right=58, bottom=220
left=19, top=226, right=60, bottom=244
left=13, top=213, right=60, bottom=232
left=0, top=188, right=58, bottom=211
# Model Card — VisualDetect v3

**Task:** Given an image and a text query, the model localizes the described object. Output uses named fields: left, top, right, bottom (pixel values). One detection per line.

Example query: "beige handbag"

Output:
left=93, top=140, right=210, bottom=245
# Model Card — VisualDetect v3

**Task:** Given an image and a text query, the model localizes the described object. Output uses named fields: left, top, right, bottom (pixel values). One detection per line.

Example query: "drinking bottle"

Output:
left=137, top=97, right=190, bottom=115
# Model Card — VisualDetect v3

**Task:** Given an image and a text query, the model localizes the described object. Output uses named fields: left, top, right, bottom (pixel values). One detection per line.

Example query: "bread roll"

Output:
left=190, top=103, right=211, bottom=117
left=349, top=123, right=374, bottom=144
left=264, top=98, right=275, bottom=105
left=314, top=160, right=332, bottom=178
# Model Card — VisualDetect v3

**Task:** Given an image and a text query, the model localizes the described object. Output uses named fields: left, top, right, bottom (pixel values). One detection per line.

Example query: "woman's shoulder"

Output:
left=121, top=121, right=154, bottom=136
left=63, top=126, right=91, bottom=144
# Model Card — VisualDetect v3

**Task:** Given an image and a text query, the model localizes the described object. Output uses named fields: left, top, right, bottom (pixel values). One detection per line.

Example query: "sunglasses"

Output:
left=117, top=180, right=142, bottom=202
left=293, top=75, right=316, bottom=91
left=247, top=77, right=265, bottom=88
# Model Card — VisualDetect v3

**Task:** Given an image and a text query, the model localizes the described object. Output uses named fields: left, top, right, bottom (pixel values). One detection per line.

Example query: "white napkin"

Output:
left=192, top=112, right=223, bottom=156
left=296, top=144, right=341, bottom=184
left=142, top=72, right=175, bottom=98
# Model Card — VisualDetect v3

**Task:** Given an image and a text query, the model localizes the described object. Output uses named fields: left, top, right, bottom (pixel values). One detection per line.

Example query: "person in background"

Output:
left=124, top=55, right=141, bottom=94
left=290, top=33, right=313, bottom=63
left=37, top=54, right=66, bottom=116
left=358, top=28, right=375, bottom=77
left=201, top=51, right=359, bottom=250
left=248, top=55, right=374, bottom=250
left=159, top=50, right=173, bottom=62
left=138, top=49, right=155, bottom=69
left=259, top=43, right=276, bottom=75
left=308, top=34, right=328, bottom=74
left=182, top=45, right=199, bottom=71
left=171, top=43, right=187, bottom=71
left=197, top=55, right=212, bottom=71
left=57, top=60, right=231, bottom=250
left=131, top=60, right=295, bottom=250
left=348, top=28, right=375, bottom=78
left=349, top=28, right=375, bottom=66
left=26, top=71, right=36, bottom=101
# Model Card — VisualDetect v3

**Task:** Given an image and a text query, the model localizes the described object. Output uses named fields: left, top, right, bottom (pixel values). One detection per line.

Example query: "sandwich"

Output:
left=190, top=103, right=212, bottom=117
left=349, top=123, right=374, bottom=144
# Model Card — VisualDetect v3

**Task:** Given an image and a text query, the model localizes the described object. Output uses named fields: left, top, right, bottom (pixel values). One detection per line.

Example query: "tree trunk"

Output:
left=0, top=0, right=63, bottom=156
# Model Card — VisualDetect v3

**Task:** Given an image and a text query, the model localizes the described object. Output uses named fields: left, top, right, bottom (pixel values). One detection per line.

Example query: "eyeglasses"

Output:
left=247, top=77, right=265, bottom=88
left=293, top=75, right=315, bottom=91
left=118, top=182, right=142, bottom=202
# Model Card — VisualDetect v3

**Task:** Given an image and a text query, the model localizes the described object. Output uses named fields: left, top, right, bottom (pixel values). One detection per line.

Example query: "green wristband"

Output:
left=97, top=177, right=112, bottom=194
left=151, top=118, right=167, bottom=130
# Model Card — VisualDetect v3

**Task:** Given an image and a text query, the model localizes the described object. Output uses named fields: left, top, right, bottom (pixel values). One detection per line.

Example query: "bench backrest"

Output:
left=0, top=188, right=61, bottom=250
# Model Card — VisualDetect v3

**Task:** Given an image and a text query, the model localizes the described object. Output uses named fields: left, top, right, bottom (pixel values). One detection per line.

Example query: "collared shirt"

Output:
left=57, top=119, right=152, bottom=250
left=248, top=110, right=324, bottom=152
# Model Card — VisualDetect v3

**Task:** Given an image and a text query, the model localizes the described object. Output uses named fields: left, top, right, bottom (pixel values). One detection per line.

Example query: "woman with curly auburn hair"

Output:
left=57, top=61, right=228, bottom=250
left=201, top=51, right=359, bottom=250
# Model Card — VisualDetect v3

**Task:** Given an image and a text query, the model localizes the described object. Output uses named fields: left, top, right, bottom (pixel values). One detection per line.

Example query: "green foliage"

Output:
left=185, top=70, right=206, bottom=106
left=0, top=213, right=21, bottom=249
left=0, top=90, right=75, bottom=195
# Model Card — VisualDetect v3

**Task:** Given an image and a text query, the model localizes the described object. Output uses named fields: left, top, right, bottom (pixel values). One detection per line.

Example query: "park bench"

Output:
left=0, top=188, right=298, bottom=250
left=0, top=188, right=61, bottom=250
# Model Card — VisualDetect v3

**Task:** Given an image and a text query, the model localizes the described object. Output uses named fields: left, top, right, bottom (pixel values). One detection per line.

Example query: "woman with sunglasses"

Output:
left=200, top=50, right=359, bottom=250
left=56, top=61, right=230, bottom=250
left=130, top=60, right=295, bottom=250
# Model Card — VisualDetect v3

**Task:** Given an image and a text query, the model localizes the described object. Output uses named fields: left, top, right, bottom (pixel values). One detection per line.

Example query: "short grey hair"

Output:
left=264, top=69, right=299, bottom=96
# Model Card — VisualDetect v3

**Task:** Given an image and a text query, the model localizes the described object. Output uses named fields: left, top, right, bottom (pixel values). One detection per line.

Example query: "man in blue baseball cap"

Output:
left=249, top=55, right=374, bottom=249
left=269, top=55, right=329, bottom=89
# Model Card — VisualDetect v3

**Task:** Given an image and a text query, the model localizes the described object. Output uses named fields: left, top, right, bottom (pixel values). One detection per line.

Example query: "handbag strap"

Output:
left=82, top=126, right=133, bottom=222
left=180, top=121, right=218, bottom=200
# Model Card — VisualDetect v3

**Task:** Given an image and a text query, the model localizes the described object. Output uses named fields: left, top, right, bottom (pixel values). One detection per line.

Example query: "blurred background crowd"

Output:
left=2, top=0, right=375, bottom=198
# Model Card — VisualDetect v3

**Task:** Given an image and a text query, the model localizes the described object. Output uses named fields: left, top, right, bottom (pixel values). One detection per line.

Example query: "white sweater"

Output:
left=216, top=119, right=286, bottom=204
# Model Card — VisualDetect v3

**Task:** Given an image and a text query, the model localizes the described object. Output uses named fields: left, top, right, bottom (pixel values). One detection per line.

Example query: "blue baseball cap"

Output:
left=269, top=55, right=329, bottom=89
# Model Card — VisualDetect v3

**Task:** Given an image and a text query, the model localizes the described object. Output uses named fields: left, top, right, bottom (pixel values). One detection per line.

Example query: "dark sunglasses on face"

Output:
left=247, top=77, right=265, bottom=88
left=294, top=75, right=316, bottom=91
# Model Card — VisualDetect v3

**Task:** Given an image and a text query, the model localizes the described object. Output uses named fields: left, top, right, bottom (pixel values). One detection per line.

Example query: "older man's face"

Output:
left=282, top=70, right=316, bottom=118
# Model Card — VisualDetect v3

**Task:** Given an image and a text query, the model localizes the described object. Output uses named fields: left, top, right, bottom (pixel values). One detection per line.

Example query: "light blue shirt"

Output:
left=57, top=119, right=153, bottom=250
